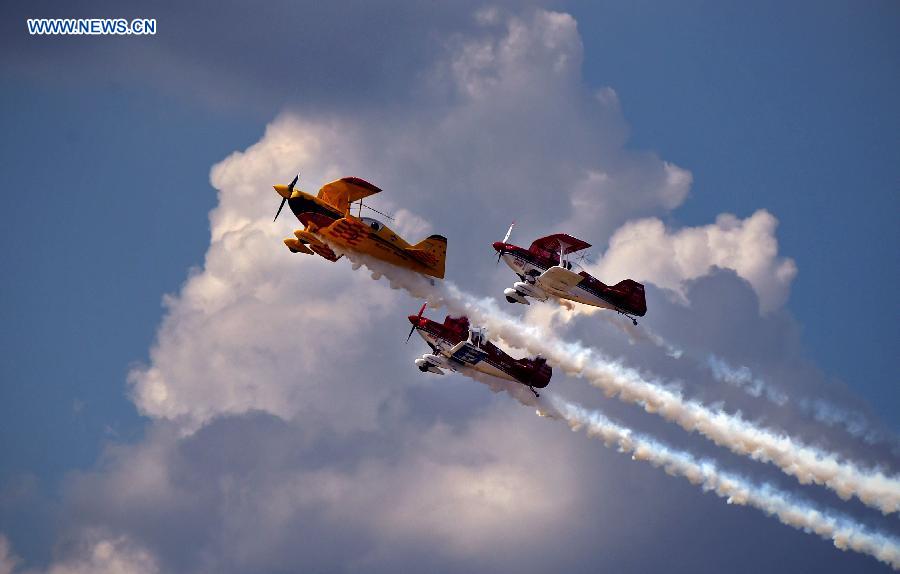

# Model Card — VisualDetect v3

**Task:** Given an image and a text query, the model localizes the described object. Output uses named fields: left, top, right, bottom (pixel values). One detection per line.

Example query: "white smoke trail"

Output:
left=798, top=397, right=899, bottom=450
left=409, top=334, right=900, bottom=569
left=532, top=299, right=896, bottom=455
left=525, top=285, right=895, bottom=455
left=536, top=280, right=894, bottom=454
left=552, top=398, right=900, bottom=570
left=454, top=291, right=900, bottom=515
left=335, top=250, right=900, bottom=515
left=707, top=356, right=900, bottom=453
left=524, top=299, right=684, bottom=358
left=706, top=355, right=790, bottom=406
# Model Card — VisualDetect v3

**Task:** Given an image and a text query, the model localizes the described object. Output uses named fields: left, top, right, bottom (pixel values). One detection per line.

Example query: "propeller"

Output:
left=497, top=221, right=515, bottom=264
left=406, top=302, right=427, bottom=343
left=502, top=221, right=515, bottom=244
left=273, top=173, right=299, bottom=222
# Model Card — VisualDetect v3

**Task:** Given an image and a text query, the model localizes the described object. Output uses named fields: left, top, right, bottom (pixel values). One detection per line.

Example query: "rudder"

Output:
left=410, top=234, right=447, bottom=279
left=613, top=279, right=647, bottom=316
left=519, top=356, right=552, bottom=388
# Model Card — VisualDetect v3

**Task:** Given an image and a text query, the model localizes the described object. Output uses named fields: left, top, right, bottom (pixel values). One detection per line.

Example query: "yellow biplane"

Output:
left=273, top=174, right=447, bottom=279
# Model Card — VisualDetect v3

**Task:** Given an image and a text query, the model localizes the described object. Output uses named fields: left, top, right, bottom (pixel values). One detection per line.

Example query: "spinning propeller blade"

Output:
left=497, top=221, right=515, bottom=264
left=406, top=302, right=427, bottom=343
left=502, top=221, right=515, bottom=244
left=274, top=198, right=287, bottom=222
left=273, top=173, right=300, bottom=222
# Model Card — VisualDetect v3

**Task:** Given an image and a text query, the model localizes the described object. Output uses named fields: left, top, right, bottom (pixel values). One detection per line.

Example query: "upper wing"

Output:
left=536, top=265, right=584, bottom=292
left=528, top=234, right=591, bottom=257
left=317, top=177, right=381, bottom=213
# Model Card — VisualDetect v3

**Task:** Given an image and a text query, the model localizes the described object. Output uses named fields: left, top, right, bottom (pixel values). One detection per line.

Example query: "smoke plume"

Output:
left=407, top=317, right=900, bottom=569
left=338, top=249, right=900, bottom=515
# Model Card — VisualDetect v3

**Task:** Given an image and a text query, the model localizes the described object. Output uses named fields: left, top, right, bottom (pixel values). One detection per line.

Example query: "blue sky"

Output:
left=571, top=0, right=899, bottom=411
left=1, top=2, right=897, bottom=572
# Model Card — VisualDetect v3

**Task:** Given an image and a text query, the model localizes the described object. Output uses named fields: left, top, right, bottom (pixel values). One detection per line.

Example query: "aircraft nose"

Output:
left=492, top=241, right=504, bottom=252
left=407, top=315, right=420, bottom=326
left=273, top=184, right=291, bottom=198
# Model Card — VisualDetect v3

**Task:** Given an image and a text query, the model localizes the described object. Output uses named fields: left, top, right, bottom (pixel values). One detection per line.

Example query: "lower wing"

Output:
left=536, top=265, right=584, bottom=293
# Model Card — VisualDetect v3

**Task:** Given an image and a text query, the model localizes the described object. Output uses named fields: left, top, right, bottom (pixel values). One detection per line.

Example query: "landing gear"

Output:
left=418, top=365, right=429, bottom=373
left=617, top=310, right=638, bottom=326
left=529, top=386, right=540, bottom=398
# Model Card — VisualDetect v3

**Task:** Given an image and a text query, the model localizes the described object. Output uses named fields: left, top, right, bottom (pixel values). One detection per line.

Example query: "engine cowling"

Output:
left=513, top=281, right=548, bottom=301
left=504, top=288, right=530, bottom=305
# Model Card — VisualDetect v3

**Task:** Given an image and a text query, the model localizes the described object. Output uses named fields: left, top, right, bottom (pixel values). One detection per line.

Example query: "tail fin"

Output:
left=612, top=279, right=647, bottom=316
left=409, top=235, right=448, bottom=279
left=519, top=355, right=552, bottom=388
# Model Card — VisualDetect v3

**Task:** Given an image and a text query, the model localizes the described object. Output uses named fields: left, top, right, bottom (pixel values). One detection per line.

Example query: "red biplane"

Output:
left=406, top=304, right=552, bottom=397
left=492, top=224, right=647, bottom=324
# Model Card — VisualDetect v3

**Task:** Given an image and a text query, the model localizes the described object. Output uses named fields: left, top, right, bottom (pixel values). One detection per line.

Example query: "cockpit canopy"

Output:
left=360, top=217, right=384, bottom=231
left=468, top=326, right=488, bottom=348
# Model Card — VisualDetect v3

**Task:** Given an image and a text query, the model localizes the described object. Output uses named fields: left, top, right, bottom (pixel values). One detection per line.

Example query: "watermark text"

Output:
left=27, top=18, right=156, bottom=36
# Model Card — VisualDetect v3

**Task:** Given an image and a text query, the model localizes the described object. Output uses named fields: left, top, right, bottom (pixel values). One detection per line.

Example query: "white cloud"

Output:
left=0, top=535, right=19, bottom=574
left=0, top=532, right=158, bottom=574
left=593, top=210, right=797, bottom=312
left=127, top=115, right=410, bottom=433
left=57, top=407, right=582, bottom=573
left=32, top=8, right=875, bottom=574
left=42, top=536, right=158, bottom=574
left=127, top=9, right=708, bottom=433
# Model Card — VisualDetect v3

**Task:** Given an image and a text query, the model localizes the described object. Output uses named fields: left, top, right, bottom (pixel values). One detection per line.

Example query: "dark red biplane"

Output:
left=492, top=224, right=647, bottom=324
left=406, top=304, right=552, bottom=397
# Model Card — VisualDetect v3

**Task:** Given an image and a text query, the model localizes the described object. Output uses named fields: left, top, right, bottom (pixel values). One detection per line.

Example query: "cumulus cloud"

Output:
left=57, top=409, right=582, bottom=573
left=129, top=116, right=408, bottom=433
left=0, top=535, right=19, bottom=574
left=0, top=532, right=158, bottom=574
left=14, top=6, right=889, bottom=574
left=593, top=210, right=798, bottom=312
left=41, top=535, right=158, bottom=574
left=128, top=8, right=705, bottom=433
